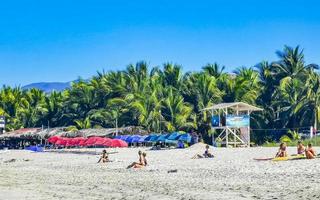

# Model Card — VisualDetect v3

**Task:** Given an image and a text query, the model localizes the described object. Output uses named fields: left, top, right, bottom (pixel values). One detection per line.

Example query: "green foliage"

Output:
left=280, top=135, right=292, bottom=143
left=263, top=137, right=320, bottom=147
left=288, top=130, right=301, bottom=140
left=1, top=45, right=320, bottom=145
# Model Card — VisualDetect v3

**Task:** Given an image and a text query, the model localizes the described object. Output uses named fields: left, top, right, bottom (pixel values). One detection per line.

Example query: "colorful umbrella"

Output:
left=177, top=133, right=192, bottom=143
left=47, top=136, right=60, bottom=144
left=73, top=137, right=86, bottom=146
left=85, top=137, right=100, bottom=146
left=55, top=138, right=67, bottom=146
left=111, top=139, right=128, bottom=148
left=125, top=135, right=141, bottom=143
left=103, top=138, right=113, bottom=147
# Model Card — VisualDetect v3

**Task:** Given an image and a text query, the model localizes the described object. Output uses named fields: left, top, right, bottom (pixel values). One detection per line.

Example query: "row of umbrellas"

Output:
left=114, top=132, right=192, bottom=144
left=47, top=136, right=128, bottom=148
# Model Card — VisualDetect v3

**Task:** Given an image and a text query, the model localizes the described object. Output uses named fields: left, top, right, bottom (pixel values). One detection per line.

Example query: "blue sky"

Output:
left=1, top=0, right=320, bottom=86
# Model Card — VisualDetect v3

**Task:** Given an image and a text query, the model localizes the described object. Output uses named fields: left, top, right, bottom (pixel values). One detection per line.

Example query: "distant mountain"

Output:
left=22, top=82, right=71, bottom=93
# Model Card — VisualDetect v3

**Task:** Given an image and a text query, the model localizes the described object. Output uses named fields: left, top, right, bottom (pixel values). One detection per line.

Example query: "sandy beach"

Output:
left=1, top=144, right=320, bottom=200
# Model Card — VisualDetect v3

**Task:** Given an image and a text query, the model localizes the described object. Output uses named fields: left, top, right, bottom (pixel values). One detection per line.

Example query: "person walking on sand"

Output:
left=297, top=141, right=305, bottom=155
left=97, top=149, right=109, bottom=163
left=305, top=143, right=316, bottom=159
left=275, top=143, right=287, bottom=158
left=127, top=150, right=144, bottom=168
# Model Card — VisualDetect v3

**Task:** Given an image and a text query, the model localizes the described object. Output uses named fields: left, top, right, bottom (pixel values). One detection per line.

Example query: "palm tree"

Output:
left=162, top=88, right=194, bottom=131
left=43, top=91, right=64, bottom=127
left=203, top=63, right=226, bottom=78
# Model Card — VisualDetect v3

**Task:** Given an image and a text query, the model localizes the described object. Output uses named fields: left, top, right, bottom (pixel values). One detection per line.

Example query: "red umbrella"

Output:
left=103, top=138, right=113, bottom=147
left=47, top=136, right=60, bottom=144
left=94, top=137, right=108, bottom=146
left=79, top=139, right=87, bottom=146
left=111, top=139, right=128, bottom=148
left=55, top=137, right=67, bottom=146
left=73, top=137, right=86, bottom=146
left=85, top=137, right=101, bottom=146
left=66, top=138, right=77, bottom=147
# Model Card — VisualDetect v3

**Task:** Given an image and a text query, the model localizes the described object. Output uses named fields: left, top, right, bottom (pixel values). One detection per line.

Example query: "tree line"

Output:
left=0, top=46, right=319, bottom=144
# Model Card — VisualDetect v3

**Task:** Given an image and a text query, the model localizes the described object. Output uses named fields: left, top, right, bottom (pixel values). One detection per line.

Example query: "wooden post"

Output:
left=247, top=110, right=250, bottom=147
left=226, top=107, right=228, bottom=148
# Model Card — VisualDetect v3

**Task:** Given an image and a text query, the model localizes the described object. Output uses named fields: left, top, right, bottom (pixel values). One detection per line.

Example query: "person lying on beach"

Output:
left=275, top=143, right=287, bottom=158
left=305, top=143, right=316, bottom=159
left=127, top=150, right=145, bottom=168
left=297, top=141, right=305, bottom=155
left=97, top=149, right=109, bottom=163
left=192, top=145, right=214, bottom=159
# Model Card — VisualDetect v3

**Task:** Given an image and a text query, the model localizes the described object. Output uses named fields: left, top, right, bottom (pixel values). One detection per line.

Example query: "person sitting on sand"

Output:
left=297, top=141, right=305, bottom=155
left=97, top=149, right=109, bottom=163
left=305, top=143, right=316, bottom=159
left=192, top=145, right=214, bottom=159
left=142, top=152, right=147, bottom=166
left=127, top=150, right=144, bottom=168
left=275, top=143, right=287, bottom=158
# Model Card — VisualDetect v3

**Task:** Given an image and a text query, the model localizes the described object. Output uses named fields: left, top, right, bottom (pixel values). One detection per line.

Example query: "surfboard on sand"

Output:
left=253, top=157, right=273, bottom=161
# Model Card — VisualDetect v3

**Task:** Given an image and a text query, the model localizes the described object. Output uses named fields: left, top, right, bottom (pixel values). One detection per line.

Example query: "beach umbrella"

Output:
left=47, top=136, right=60, bottom=144
left=73, top=137, right=86, bottom=146
left=68, top=138, right=81, bottom=147
left=126, top=135, right=141, bottom=143
left=120, top=135, right=130, bottom=141
left=149, top=134, right=160, bottom=142
left=156, top=133, right=170, bottom=142
left=138, top=136, right=147, bottom=143
left=85, top=136, right=101, bottom=146
left=177, top=133, right=192, bottom=143
left=94, top=137, right=111, bottom=146
left=103, top=138, right=113, bottom=147
left=78, top=139, right=87, bottom=146
left=167, top=132, right=180, bottom=140
left=131, top=136, right=142, bottom=143
left=143, top=134, right=154, bottom=142
left=114, top=135, right=122, bottom=139
left=111, top=139, right=128, bottom=148
left=55, top=138, right=67, bottom=146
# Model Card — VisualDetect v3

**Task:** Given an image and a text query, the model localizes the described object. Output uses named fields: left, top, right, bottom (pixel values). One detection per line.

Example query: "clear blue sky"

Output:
left=1, top=0, right=320, bottom=86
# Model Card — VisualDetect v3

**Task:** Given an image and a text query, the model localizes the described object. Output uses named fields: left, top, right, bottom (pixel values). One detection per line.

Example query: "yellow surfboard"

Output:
left=272, top=155, right=305, bottom=161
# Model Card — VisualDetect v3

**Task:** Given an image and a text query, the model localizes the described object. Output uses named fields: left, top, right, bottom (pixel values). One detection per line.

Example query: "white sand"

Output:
left=1, top=144, right=320, bottom=200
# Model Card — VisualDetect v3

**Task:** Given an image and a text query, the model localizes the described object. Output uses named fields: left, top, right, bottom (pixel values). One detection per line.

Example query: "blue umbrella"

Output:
left=148, top=134, right=160, bottom=142
left=138, top=136, right=147, bottom=143
left=167, top=132, right=181, bottom=140
left=144, top=134, right=156, bottom=142
left=114, top=135, right=122, bottom=139
left=156, top=133, right=170, bottom=142
left=131, top=135, right=142, bottom=143
left=126, top=135, right=141, bottom=143
left=177, top=133, right=192, bottom=143
left=120, top=135, right=130, bottom=141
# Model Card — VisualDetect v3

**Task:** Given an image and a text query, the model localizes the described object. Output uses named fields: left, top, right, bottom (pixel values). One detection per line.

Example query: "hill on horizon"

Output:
left=22, top=82, right=71, bottom=93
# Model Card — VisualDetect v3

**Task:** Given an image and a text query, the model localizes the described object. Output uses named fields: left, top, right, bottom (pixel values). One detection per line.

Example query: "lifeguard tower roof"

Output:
left=201, top=102, right=263, bottom=112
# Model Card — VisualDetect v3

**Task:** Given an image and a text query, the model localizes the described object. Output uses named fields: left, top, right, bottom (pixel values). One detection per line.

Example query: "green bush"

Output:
left=280, top=135, right=292, bottom=143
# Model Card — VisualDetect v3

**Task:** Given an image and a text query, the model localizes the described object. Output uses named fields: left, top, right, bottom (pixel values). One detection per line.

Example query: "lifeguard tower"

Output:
left=202, top=102, right=262, bottom=147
